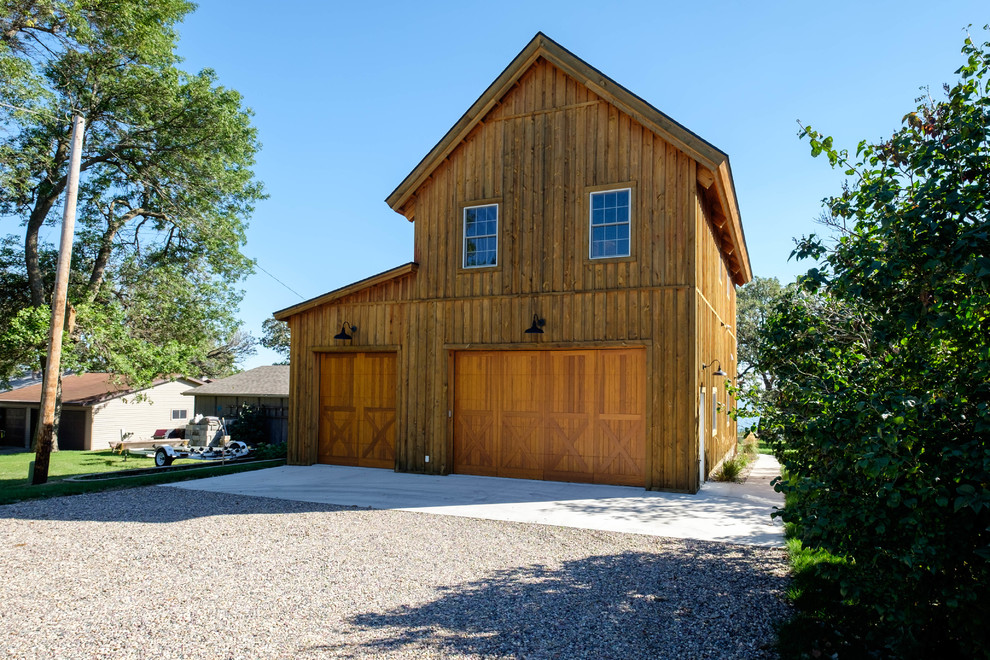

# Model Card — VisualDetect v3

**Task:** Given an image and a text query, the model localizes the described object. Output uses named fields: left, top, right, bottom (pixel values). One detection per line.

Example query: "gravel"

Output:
left=1, top=486, right=790, bottom=659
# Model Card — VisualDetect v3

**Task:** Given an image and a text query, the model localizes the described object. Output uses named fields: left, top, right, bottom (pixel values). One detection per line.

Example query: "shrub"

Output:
left=252, top=442, right=287, bottom=460
left=713, top=455, right=745, bottom=482
left=758, top=30, right=990, bottom=657
left=225, top=404, right=269, bottom=446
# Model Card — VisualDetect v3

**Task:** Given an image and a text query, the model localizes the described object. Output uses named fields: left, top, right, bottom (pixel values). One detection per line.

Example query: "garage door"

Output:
left=318, top=352, right=396, bottom=468
left=453, top=349, right=646, bottom=486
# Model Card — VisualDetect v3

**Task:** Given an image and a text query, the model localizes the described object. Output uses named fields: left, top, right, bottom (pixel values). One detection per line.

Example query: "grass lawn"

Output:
left=0, top=449, right=285, bottom=505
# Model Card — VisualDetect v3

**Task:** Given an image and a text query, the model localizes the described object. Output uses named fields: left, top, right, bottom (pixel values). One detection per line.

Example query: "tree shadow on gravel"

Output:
left=304, top=547, right=790, bottom=659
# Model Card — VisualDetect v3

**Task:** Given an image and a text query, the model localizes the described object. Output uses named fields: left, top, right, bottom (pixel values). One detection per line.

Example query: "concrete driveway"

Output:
left=169, top=454, right=785, bottom=546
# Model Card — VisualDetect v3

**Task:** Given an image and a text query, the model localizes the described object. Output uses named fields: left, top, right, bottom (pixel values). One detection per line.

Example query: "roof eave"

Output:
left=273, top=262, right=418, bottom=321
left=710, top=162, right=752, bottom=286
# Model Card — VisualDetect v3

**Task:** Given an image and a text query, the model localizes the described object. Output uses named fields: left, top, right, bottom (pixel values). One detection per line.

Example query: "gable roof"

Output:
left=0, top=373, right=204, bottom=407
left=385, top=32, right=751, bottom=285
left=273, top=262, right=418, bottom=321
left=182, top=365, right=289, bottom=398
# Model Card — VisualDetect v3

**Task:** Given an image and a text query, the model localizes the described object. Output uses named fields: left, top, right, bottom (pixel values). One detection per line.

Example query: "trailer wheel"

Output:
left=155, top=447, right=174, bottom=467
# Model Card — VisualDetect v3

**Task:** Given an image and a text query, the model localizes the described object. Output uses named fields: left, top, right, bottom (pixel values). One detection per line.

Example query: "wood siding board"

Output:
left=617, top=109, right=629, bottom=183
left=629, top=121, right=643, bottom=282
left=439, top=149, right=451, bottom=300
left=428, top=301, right=441, bottom=472
left=656, top=136, right=667, bottom=286
left=508, top=118, right=522, bottom=295
left=675, top=288, right=690, bottom=490
left=664, top=143, right=677, bottom=285
left=616, top=292, right=627, bottom=343
left=523, top=115, right=535, bottom=294
left=595, top=96, right=607, bottom=188
left=628, top=287, right=639, bottom=340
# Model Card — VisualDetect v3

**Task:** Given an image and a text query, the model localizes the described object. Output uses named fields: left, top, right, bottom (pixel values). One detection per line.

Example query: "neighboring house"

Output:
left=0, top=373, right=203, bottom=450
left=274, top=33, right=752, bottom=493
left=182, top=365, right=289, bottom=444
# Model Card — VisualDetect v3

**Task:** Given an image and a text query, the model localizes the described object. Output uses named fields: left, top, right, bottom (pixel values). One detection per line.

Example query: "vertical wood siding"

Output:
left=696, top=185, right=739, bottom=475
left=283, top=57, right=738, bottom=492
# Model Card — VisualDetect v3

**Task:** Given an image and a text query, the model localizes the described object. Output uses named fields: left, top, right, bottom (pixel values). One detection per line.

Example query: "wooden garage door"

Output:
left=318, top=352, right=396, bottom=468
left=453, top=349, right=646, bottom=486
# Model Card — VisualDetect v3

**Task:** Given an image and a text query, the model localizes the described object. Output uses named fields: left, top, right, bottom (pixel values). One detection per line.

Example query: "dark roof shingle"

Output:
left=183, top=365, right=289, bottom=397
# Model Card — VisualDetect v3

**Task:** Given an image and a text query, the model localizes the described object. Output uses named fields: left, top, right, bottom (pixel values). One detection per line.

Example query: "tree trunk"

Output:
left=52, top=373, right=62, bottom=452
left=25, top=132, right=72, bottom=307
left=30, top=370, right=61, bottom=483
left=25, top=194, right=61, bottom=307
left=86, top=215, right=132, bottom=303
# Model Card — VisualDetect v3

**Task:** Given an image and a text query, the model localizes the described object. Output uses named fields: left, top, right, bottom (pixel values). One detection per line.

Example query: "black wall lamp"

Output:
left=702, top=359, right=727, bottom=377
left=524, top=313, right=546, bottom=334
left=334, top=322, right=357, bottom=340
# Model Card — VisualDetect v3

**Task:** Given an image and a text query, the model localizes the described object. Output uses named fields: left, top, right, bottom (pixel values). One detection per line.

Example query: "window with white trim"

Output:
left=589, top=188, right=631, bottom=258
left=463, top=204, right=498, bottom=268
left=171, top=409, right=188, bottom=420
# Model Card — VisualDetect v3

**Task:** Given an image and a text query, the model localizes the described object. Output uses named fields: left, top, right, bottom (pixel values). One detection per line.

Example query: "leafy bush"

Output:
left=225, top=404, right=270, bottom=446
left=252, top=442, right=287, bottom=460
left=758, top=29, right=990, bottom=657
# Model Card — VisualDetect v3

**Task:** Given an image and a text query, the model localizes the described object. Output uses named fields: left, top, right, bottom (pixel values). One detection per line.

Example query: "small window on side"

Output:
left=463, top=204, right=498, bottom=268
left=589, top=188, right=631, bottom=259
left=171, top=409, right=188, bottom=420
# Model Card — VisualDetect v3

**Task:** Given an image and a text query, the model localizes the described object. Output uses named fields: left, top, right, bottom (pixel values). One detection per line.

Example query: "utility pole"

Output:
left=32, top=112, right=84, bottom=485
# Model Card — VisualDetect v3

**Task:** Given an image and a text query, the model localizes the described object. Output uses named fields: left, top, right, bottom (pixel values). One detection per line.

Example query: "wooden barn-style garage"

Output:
left=274, top=33, right=752, bottom=493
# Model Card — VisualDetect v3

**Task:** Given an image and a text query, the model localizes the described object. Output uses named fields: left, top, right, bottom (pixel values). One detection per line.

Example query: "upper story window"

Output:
left=590, top=188, right=631, bottom=259
left=463, top=203, right=498, bottom=268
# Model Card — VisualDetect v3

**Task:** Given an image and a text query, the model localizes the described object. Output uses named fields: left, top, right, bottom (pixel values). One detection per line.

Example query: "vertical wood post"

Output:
left=32, top=112, right=85, bottom=486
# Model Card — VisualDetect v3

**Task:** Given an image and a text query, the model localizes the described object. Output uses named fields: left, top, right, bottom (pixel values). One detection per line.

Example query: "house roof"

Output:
left=0, top=373, right=204, bottom=407
left=273, top=262, right=418, bottom=321
left=182, top=365, right=289, bottom=398
left=385, top=32, right=752, bottom=285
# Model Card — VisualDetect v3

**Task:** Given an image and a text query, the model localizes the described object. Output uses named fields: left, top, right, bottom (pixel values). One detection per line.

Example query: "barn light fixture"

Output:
left=524, top=314, right=546, bottom=334
left=334, top=322, right=357, bottom=340
left=702, top=359, right=727, bottom=377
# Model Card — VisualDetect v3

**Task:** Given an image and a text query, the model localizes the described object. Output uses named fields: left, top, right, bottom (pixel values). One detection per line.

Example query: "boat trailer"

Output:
left=153, top=440, right=251, bottom=467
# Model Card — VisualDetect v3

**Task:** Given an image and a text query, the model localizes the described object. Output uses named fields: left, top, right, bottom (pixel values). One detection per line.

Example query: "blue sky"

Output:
left=172, top=1, right=985, bottom=369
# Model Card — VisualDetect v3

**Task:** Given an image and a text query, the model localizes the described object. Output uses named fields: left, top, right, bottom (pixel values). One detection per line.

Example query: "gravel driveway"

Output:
left=1, top=487, right=790, bottom=659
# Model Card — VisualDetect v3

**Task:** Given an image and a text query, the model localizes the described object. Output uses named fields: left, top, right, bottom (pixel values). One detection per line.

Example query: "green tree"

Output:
left=759, top=28, right=990, bottom=656
left=261, top=318, right=290, bottom=364
left=735, top=275, right=784, bottom=392
left=0, top=0, right=265, bottom=387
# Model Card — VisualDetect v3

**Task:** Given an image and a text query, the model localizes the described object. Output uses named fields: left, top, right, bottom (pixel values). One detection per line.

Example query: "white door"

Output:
left=699, top=387, right=706, bottom=485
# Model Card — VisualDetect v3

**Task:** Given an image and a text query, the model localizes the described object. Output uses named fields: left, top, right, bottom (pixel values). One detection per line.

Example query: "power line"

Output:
left=0, top=101, right=63, bottom=119
left=253, top=259, right=304, bottom=300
